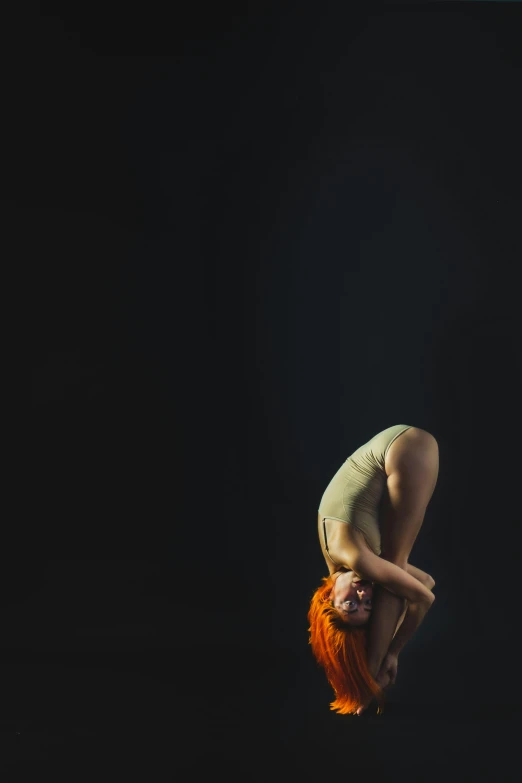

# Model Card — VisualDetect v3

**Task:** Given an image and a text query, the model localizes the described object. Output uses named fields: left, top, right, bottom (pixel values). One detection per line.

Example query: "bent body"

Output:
left=309, top=424, right=439, bottom=715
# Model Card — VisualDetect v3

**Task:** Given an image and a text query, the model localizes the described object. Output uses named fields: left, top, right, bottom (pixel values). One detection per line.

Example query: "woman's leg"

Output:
left=366, top=428, right=439, bottom=682
left=380, top=426, right=439, bottom=564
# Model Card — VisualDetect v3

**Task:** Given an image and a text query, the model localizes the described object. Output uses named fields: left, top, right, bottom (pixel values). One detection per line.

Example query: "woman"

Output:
left=308, top=424, right=439, bottom=716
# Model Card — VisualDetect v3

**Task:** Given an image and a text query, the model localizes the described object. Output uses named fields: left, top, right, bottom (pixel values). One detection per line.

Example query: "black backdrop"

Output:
left=10, top=1, right=522, bottom=779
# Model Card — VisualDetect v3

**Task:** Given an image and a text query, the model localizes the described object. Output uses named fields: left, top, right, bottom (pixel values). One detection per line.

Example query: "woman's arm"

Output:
left=386, top=599, right=433, bottom=658
left=353, top=549, right=435, bottom=605
left=357, top=560, right=436, bottom=713
left=405, top=563, right=435, bottom=591
left=366, top=585, right=405, bottom=677
left=390, top=564, right=434, bottom=640
left=333, top=540, right=436, bottom=675
left=356, top=553, right=435, bottom=677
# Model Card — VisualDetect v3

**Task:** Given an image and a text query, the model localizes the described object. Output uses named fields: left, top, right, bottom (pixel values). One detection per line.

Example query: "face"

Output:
left=331, top=571, right=373, bottom=625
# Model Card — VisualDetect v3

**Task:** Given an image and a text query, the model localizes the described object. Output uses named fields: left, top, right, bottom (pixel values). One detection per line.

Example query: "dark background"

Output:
left=6, top=0, right=522, bottom=779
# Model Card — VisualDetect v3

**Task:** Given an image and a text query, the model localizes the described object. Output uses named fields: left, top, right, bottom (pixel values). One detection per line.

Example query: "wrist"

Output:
left=367, top=655, right=381, bottom=679
left=387, top=642, right=401, bottom=658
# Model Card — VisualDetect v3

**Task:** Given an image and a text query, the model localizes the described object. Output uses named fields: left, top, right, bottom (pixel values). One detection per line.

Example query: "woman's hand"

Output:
left=356, top=653, right=399, bottom=715
left=376, top=652, right=398, bottom=689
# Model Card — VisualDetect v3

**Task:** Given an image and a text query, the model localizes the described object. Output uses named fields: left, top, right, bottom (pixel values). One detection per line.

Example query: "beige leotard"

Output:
left=318, top=424, right=412, bottom=557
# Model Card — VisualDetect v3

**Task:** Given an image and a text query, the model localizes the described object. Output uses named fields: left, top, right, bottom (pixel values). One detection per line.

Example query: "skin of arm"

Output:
left=366, top=585, right=405, bottom=678
left=367, top=592, right=435, bottom=708
left=355, top=559, right=435, bottom=714
left=405, top=563, right=435, bottom=591
left=349, top=551, right=435, bottom=677
left=386, top=598, right=433, bottom=658
left=389, top=564, right=435, bottom=640
left=330, top=538, right=436, bottom=677
left=385, top=564, right=436, bottom=658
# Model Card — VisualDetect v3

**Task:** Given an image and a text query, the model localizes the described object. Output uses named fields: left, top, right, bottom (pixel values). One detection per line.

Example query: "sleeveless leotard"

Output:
left=318, top=424, right=412, bottom=557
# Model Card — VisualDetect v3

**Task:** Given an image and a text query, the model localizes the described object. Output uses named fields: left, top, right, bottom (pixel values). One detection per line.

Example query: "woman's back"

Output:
left=318, top=424, right=412, bottom=557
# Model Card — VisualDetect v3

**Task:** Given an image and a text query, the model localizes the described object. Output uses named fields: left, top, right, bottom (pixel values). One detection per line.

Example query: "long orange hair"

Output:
left=308, top=575, right=385, bottom=715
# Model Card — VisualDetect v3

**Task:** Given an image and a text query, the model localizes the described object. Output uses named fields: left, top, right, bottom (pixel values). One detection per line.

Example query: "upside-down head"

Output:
left=308, top=575, right=384, bottom=715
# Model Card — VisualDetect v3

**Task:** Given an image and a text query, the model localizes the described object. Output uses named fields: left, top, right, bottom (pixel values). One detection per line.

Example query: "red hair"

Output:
left=308, top=576, right=385, bottom=715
